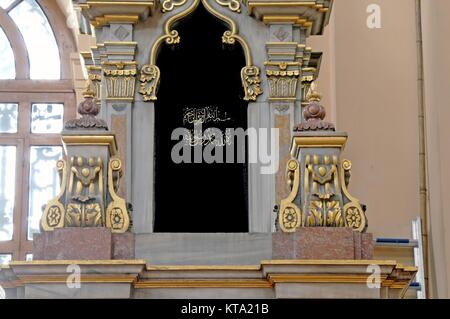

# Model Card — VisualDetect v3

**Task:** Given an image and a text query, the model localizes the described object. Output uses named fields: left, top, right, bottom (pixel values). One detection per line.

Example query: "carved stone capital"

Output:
left=265, top=61, right=301, bottom=101
left=102, top=61, right=138, bottom=101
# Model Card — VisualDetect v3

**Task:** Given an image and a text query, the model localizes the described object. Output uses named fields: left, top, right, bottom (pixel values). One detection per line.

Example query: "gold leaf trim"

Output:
left=41, top=160, right=67, bottom=231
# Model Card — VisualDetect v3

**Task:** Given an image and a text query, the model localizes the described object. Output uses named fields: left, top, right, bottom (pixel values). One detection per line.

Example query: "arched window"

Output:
left=0, top=26, right=15, bottom=79
left=0, top=0, right=77, bottom=263
left=9, top=0, right=61, bottom=79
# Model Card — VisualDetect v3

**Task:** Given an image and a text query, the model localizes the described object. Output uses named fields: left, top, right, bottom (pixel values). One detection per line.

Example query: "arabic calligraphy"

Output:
left=182, top=106, right=231, bottom=125
left=183, top=128, right=233, bottom=147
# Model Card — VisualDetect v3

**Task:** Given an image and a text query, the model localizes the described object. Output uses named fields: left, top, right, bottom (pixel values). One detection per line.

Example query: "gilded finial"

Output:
left=307, top=81, right=322, bottom=102
left=83, top=81, right=95, bottom=98
left=64, top=80, right=108, bottom=130
left=294, top=82, right=335, bottom=132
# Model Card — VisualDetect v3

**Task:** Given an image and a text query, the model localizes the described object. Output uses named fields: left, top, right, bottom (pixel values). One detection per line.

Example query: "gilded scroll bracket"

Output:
left=41, top=155, right=131, bottom=233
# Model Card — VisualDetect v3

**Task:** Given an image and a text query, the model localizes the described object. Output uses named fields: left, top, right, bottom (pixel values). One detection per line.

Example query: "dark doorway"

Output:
left=153, top=3, right=249, bottom=232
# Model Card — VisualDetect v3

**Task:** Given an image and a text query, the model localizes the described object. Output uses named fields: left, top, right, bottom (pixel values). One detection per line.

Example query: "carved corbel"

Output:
left=41, top=160, right=67, bottom=231
left=106, top=158, right=130, bottom=233
left=279, top=159, right=302, bottom=232
left=139, top=64, right=160, bottom=101
left=341, top=159, right=367, bottom=232
left=241, top=66, right=263, bottom=101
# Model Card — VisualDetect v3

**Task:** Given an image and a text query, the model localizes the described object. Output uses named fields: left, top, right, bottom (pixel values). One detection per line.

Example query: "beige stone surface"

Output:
left=307, top=0, right=450, bottom=297
left=421, top=0, right=450, bottom=298
left=308, top=0, right=421, bottom=240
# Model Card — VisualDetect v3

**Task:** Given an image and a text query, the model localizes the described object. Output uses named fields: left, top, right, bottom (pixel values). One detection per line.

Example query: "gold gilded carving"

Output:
left=307, top=200, right=343, bottom=227
left=66, top=203, right=102, bottom=227
left=103, top=62, right=137, bottom=100
left=341, top=159, right=367, bottom=232
left=87, top=73, right=102, bottom=101
left=304, top=154, right=344, bottom=228
left=41, top=160, right=67, bottom=231
left=141, top=0, right=262, bottom=101
left=265, top=61, right=300, bottom=100
left=215, top=0, right=241, bottom=13
left=66, top=156, right=104, bottom=227
left=279, top=159, right=302, bottom=232
left=307, top=200, right=323, bottom=227
left=241, top=66, right=263, bottom=101
left=161, top=0, right=188, bottom=12
left=139, top=64, right=160, bottom=101
left=106, top=158, right=130, bottom=233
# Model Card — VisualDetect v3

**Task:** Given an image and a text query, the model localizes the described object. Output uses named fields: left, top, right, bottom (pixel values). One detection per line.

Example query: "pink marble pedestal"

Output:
left=32, top=228, right=135, bottom=260
left=272, top=228, right=373, bottom=260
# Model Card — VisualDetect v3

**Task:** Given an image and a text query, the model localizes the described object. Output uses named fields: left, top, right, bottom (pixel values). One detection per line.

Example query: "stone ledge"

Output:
left=1, top=259, right=416, bottom=299
left=272, top=228, right=373, bottom=260
left=33, top=228, right=135, bottom=260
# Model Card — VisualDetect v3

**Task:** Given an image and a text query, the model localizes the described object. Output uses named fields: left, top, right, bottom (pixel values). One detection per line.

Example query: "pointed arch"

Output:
left=139, top=0, right=262, bottom=102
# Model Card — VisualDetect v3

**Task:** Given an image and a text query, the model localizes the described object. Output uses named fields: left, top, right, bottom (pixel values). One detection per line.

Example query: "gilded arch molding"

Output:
left=139, top=0, right=262, bottom=102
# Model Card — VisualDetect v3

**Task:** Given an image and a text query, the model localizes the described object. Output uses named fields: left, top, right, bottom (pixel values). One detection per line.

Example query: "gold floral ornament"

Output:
left=241, top=66, right=263, bottom=101
left=139, top=64, right=161, bottom=101
left=279, top=159, right=302, bottom=232
left=345, top=207, right=362, bottom=228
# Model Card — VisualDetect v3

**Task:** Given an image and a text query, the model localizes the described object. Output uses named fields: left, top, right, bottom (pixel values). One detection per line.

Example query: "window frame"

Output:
left=0, top=0, right=78, bottom=261
left=0, top=91, right=76, bottom=260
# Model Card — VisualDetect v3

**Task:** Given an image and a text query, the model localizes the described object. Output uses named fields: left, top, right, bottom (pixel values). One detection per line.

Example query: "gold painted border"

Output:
left=8, top=259, right=146, bottom=266
left=147, top=265, right=261, bottom=271
left=134, top=279, right=272, bottom=288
